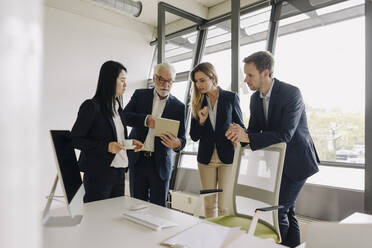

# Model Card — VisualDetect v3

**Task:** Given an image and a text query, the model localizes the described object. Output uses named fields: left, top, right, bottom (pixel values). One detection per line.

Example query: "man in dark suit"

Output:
left=123, top=63, right=186, bottom=206
left=226, top=51, right=319, bottom=247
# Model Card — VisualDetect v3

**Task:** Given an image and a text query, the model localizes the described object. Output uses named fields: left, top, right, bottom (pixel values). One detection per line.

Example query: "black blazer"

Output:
left=71, top=98, right=128, bottom=181
left=247, top=79, right=319, bottom=181
left=190, top=88, right=245, bottom=165
left=122, top=88, right=186, bottom=181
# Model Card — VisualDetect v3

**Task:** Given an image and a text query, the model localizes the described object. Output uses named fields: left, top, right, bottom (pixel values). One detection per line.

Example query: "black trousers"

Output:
left=133, top=153, right=169, bottom=207
left=278, top=174, right=307, bottom=248
left=83, top=167, right=125, bottom=203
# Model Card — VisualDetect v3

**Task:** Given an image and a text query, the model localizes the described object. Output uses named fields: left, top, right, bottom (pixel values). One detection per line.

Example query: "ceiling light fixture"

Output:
left=91, top=0, right=142, bottom=17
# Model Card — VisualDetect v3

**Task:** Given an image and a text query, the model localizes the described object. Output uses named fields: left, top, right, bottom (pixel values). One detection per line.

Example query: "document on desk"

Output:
left=226, top=234, right=286, bottom=248
left=161, top=222, right=243, bottom=248
left=122, top=211, right=178, bottom=231
left=154, top=117, right=180, bottom=137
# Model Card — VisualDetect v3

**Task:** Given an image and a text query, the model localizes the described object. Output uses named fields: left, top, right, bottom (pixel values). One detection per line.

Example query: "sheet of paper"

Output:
left=122, top=211, right=178, bottom=231
left=154, top=117, right=180, bottom=137
left=226, top=234, right=286, bottom=248
left=161, top=222, right=241, bottom=248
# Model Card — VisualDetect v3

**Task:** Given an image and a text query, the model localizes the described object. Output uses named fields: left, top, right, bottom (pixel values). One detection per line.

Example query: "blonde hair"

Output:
left=190, top=62, right=218, bottom=119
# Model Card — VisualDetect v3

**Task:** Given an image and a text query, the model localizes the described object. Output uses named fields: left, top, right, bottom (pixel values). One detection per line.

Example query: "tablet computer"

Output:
left=154, top=117, right=180, bottom=137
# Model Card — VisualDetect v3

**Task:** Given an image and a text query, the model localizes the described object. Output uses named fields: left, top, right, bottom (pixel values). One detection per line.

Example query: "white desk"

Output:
left=296, top=212, right=372, bottom=248
left=340, top=212, right=372, bottom=224
left=43, top=196, right=201, bottom=248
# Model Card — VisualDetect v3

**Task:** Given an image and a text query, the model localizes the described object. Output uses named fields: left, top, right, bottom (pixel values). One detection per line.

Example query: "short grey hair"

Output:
left=154, top=63, right=176, bottom=80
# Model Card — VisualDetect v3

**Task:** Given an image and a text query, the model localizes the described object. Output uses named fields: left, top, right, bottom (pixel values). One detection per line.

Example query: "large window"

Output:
left=151, top=0, right=367, bottom=191
left=275, top=0, right=365, bottom=190
left=275, top=0, right=365, bottom=166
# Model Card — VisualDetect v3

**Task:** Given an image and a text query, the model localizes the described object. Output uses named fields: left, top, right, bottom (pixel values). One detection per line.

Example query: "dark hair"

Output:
left=243, top=51, right=274, bottom=77
left=94, top=60, right=127, bottom=117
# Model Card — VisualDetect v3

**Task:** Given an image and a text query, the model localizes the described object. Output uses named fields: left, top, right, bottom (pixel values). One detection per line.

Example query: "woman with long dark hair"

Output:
left=71, top=60, right=143, bottom=203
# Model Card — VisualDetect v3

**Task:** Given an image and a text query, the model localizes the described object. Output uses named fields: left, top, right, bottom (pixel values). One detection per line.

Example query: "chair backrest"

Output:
left=225, top=143, right=286, bottom=239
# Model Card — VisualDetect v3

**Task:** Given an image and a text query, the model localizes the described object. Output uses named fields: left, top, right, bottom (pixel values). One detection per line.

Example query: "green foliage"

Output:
left=307, top=108, right=364, bottom=162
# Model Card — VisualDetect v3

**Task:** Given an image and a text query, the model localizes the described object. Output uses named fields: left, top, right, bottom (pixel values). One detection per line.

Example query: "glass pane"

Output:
left=275, top=1, right=365, bottom=165
left=173, top=59, right=193, bottom=72
left=307, top=166, right=364, bottom=190
left=277, top=0, right=363, bottom=21
left=202, top=49, right=232, bottom=90
left=165, top=31, right=197, bottom=72
left=170, top=81, right=187, bottom=104
left=183, top=114, right=199, bottom=153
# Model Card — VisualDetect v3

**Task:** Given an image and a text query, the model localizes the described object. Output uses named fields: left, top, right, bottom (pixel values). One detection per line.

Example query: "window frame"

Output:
left=150, top=0, right=372, bottom=218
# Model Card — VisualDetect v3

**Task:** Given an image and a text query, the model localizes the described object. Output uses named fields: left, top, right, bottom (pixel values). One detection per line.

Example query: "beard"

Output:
left=155, top=85, right=170, bottom=97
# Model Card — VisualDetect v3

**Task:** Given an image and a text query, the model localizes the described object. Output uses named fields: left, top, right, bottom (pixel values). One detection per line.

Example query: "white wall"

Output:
left=0, top=0, right=42, bottom=247
left=41, top=1, right=154, bottom=208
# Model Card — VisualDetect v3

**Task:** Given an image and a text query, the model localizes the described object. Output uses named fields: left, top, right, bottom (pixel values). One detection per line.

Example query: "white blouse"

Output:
left=110, top=101, right=132, bottom=168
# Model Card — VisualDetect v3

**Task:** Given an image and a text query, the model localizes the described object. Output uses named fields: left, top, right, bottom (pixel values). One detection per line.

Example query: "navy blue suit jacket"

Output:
left=71, top=98, right=128, bottom=181
left=190, top=88, right=245, bottom=165
left=247, top=79, right=319, bottom=181
left=122, top=88, right=186, bottom=181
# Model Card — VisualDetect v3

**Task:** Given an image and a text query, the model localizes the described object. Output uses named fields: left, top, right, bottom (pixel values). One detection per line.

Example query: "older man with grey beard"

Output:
left=122, top=63, right=186, bottom=206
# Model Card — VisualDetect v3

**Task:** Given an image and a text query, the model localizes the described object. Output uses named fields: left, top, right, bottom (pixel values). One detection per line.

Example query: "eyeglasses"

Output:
left=155, top=75, right=173, bottom=84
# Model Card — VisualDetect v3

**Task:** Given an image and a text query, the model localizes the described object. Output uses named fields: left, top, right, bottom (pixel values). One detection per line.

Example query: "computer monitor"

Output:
left=43, top=130, right=85, bottom=227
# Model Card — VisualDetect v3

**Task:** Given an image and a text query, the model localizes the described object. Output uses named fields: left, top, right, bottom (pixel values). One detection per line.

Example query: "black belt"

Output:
left=141, top=151, right=153, bottom=157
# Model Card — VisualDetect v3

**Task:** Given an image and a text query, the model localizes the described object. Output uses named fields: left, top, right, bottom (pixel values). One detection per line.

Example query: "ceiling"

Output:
left=80, top=0, right=263, bottom=28
left=132, top=0, right=228, bottom=26
left=194, top=0, right=229, bottom=7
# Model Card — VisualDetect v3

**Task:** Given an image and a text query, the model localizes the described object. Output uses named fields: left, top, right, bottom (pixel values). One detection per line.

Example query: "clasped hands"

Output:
left=225, top=123, right=250, bottom=144
left=108, top=139, right=144, bottom=154
left=198, top=106, right=248, bottom=144
left=146, top=115, right=181, bottom=149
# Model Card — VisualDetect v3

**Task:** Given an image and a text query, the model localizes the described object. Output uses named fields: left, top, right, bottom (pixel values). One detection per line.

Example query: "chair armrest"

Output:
left=255, top=205, right=283, bottom=212
left=200, top=189, right=223, bottom=194
left=191, top=189, right=223, bottom=217
left=247, top=205, right=283, bottom=237
left=199, top=189, right=223, bottom=198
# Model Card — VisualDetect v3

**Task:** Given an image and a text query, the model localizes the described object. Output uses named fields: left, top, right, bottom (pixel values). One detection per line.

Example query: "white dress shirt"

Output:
left=143, top=89, right=169, bottom=152
left=110, top=101, right=132, bottom=168
left=260, top=79, right=275, bottom=123
left=206, top=93, right=219, bottom=131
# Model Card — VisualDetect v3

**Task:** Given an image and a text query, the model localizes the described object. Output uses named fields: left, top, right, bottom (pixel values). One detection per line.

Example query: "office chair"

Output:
left=207, top=142, right=286, bottom=243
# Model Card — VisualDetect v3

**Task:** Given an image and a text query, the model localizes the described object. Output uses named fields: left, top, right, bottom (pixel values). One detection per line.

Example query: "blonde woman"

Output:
left=189, top=62, right=245, bottom=218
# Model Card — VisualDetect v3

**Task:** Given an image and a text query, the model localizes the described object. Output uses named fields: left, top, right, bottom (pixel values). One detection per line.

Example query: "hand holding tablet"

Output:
left=154, top=117, right=180, bottom=137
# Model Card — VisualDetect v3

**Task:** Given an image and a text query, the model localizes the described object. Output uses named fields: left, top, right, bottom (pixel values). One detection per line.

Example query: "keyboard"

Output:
left=122, top=211, right=178, bottom=231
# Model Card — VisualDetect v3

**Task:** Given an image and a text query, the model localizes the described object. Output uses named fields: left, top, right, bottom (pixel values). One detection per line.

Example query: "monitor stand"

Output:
left=42, top=175, right=83, bottom=227
left=43, top=215, right=83, bottom=227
